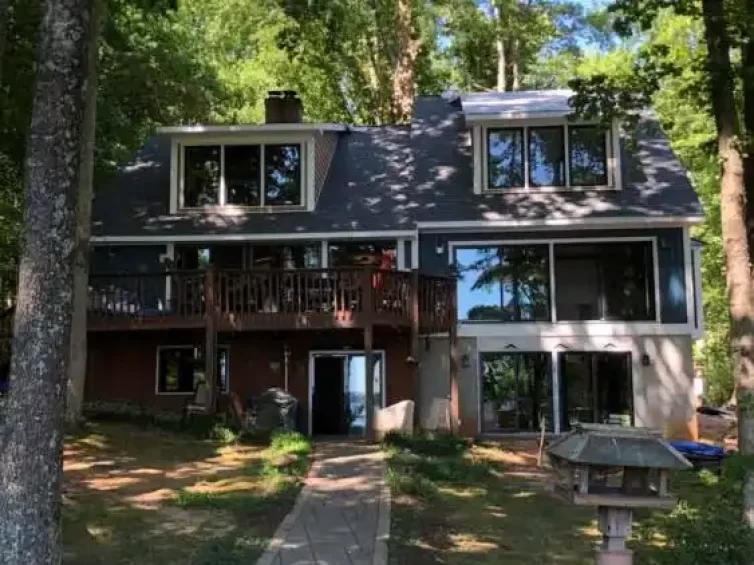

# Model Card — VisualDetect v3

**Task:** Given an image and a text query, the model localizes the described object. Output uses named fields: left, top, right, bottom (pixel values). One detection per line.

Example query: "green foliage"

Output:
left=637, top=457, right=754, bottom=564
left=384, top=432, right=488, bottom=501
left=209, top=423, right=239, bottom=444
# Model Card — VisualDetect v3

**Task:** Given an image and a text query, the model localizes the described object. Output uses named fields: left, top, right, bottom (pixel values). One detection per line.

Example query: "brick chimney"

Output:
left=264, top=90, right=303, bottom=124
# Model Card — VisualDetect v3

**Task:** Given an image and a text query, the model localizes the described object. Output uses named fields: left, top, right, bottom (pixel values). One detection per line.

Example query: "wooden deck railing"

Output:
left=86, top=267, right=455, bottom=332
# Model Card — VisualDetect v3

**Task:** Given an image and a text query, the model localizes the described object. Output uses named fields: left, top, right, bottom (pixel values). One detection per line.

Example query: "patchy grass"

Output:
left=63, top=422, right=310, bottom=565
left=385, top=435, right=718, bottom=565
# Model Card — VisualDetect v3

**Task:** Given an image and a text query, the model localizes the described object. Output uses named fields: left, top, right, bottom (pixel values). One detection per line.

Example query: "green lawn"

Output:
left=63, top=422, right=310, bottom=565
left=384, top=434, right=723, bottom=565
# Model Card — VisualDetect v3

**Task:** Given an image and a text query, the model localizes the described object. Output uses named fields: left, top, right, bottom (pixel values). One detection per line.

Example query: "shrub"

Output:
left=209, top=423, right=238, bottom=445
left=645, top=455, right=754, bottom=564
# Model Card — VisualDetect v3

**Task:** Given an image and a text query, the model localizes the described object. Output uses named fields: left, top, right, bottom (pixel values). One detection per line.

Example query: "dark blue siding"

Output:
left=419, top=228, right=687, bottom=324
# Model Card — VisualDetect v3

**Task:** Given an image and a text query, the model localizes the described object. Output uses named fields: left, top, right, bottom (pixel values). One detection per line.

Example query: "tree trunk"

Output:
left=511, top=38, right=520, bottom=91
left=742, top=17, right=754, bottom=254
left=66, top=0, right=103, bottom=425
left=390, top=0, right=419, bottom=123
left=494, top=3, right=506, bottom=92
left=702, top=0, right=754, bottom=527
left=0, top=0, right=92, bottom=562
left=0, top=0, right=9, bottom=87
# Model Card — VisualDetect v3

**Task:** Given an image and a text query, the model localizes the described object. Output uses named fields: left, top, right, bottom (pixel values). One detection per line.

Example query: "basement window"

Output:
left=156, top=346, right=229, bottom=394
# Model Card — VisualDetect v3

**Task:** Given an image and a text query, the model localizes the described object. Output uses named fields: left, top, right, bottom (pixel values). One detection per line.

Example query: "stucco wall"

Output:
left=419, top=333, right=696, bottom=439
left=418, top=336, right=478, bottom=436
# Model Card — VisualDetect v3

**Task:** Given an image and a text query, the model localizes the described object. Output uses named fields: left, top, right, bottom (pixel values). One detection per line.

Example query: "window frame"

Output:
left=155, top=345, right=230, bottom=396
left=176, top=135, right=308, bottom=211
left=481, top=119, right=615, bottom=193
left=450, top=236, right=661, bottom=325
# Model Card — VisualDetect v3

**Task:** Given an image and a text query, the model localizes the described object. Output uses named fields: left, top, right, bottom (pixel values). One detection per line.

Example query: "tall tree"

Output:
left=67, top=0, right=103, bottom=424
left=0, top=1, right=93, bottom=563
left=571, top=0, right=754, bottom=527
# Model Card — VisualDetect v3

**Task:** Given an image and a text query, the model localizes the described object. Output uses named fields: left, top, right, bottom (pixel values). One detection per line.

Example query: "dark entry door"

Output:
left=312, top=356, right=346, bottom=435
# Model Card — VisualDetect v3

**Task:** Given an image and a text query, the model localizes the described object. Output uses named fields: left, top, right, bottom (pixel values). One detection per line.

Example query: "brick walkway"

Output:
left=256, top=441, right=390, bottom=565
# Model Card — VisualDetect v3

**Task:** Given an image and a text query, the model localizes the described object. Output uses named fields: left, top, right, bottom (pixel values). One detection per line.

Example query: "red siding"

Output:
left=86, top=328, right=415, bottom=426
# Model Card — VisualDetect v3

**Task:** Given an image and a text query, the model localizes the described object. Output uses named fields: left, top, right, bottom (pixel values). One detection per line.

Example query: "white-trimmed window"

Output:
left=485, top=123, right=611, bottom=191
left=181, top=143, right=303, bottom=208
left=156, top=345, right=229, bottom=395
left=691, top=241, right=704, bottom=338
left=452, top=238, right=658, bottom=324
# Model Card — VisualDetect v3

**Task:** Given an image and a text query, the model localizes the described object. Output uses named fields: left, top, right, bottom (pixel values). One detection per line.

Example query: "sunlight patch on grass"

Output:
left=63, top=422, right=311, bottom=565
left=448, top=533, right=499, bottom=553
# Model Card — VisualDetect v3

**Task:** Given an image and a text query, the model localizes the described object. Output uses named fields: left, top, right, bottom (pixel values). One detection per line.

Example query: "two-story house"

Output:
left=86, top=90, right=704, bottom=439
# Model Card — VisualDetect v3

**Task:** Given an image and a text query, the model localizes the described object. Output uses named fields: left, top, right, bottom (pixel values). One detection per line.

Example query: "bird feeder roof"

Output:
left=547, top=424, right=692, bottom=470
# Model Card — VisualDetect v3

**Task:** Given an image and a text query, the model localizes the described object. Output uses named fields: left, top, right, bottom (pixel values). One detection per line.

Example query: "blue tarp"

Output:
left=670, top=440, right=726, bottom=460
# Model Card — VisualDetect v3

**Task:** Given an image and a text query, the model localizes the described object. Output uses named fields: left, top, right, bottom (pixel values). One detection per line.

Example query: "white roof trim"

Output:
left=416, top=215, right=703, bottom=232
left=157, top=123, right=348, bottom=135
left=91, top=230, right=417, bottom=244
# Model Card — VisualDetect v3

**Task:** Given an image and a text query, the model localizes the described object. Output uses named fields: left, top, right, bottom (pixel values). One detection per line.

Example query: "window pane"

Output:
left=157, top=346, right=229, bottom=394
left=157, top=348, right=200, bottom=393
left=480, top=353, right=553, bottom=432
left=455, top=245, right=550, bottom=322
left=225, top=145, right=261, bottom=206
left=500, top=246, right=550, bottom=321
left=328, top=242, right=396, bottom=269
left=568, top=126, right=607, bottom=186
left=184, top=146, right=220, bottom=207
left=251, top=244, right=321, bottom=269
left=488, top=129, right=524, bottom=189
left=265, top=144, right=302, bottom=206
left=529, top=127, right=565, bottom=187
left=603, top=242, right=655, bottom=321
left=456, top=248, right=502, bottom=320
left=554, top=242, right=655, bottom=321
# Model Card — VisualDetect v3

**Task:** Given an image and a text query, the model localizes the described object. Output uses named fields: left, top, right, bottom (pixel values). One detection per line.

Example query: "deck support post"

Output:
left=204, top=265, right=217, bottom=413
left=363, top=268, right=375, bottom=440
left=410, top=269, right=421, bottom=427
left=448, top=285, right=459, bottom=434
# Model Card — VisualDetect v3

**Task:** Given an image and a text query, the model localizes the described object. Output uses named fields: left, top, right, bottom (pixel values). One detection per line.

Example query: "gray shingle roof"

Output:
left=91, top=95, right=703, bottom=238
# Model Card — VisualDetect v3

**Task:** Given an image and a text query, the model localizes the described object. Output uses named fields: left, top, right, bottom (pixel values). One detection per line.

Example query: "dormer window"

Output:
left=484, top=123, right=610, bottom=191
left=182, top=143, right=303, bottom=209
left=462, top=90, right=621, bottom=193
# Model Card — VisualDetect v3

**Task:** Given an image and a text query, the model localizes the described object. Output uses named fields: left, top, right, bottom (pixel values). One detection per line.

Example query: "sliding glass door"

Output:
left=558, top=352, right=633, bottom=431
left=479, top=352, right=553, bottom=432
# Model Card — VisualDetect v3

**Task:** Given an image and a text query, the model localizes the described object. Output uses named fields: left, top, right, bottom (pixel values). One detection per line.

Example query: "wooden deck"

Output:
left=87, top=267, right=455, bottom=334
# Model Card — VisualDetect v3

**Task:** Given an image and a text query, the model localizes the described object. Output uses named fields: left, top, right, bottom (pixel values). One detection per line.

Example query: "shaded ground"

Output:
left=385, top=435, right=715, bottom=565
left=62, top=422, right=309, bottom=565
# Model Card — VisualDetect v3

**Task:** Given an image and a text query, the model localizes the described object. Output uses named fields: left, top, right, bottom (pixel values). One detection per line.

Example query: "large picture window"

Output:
left=181, top=143, right=303, bottom=208
left=455, top=245, right=550, bottom=322
left=480, top=352, right=553, bottom=432
left=554, top=241, right=656, bottom=321
left=156, top=346, right=229, bottom=394
left=485, top=124, right=609, bottom=190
